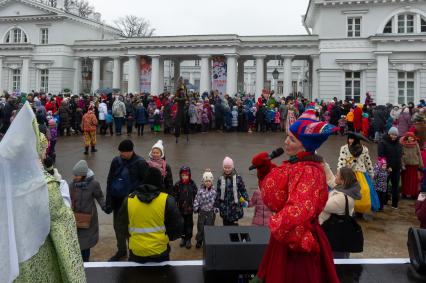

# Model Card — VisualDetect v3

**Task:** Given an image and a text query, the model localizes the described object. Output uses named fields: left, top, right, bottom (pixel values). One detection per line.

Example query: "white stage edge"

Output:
left=84, top=258, right=411, bottom=268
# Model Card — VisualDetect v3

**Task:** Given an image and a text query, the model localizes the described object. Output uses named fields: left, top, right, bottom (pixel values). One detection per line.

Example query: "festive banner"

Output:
left=212, top=56, right=227, bottom=95
left=140, top=57, right=151, bottom=93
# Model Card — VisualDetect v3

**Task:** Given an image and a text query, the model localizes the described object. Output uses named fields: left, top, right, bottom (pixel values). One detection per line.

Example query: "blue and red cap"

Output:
left=289, top=117, right=338, bottom=152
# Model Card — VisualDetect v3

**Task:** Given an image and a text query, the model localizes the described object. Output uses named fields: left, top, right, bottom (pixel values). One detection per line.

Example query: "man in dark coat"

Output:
left=378, top=127, right=403, bottom=209
left=330, top=103, right=341, bottom=126
left=58, top=100, right=72, bottom=136
left=372, top=105, right=388, bottom=141
left=174, top=89, right=189, bottom=141
left=214, top=97, right=225, bottom=131
left=105, top=139, right=150, bottom=261
left=0, top=96, right=17, bottom=134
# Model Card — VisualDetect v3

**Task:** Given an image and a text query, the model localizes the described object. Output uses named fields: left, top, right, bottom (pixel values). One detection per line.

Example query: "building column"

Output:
left=128, top=55, right=140, bottom=94
left=0, top=56, right=3, bottom=92
left=264, top=60, right=268, bottom=89
left=375, top=52, right=391, bottom=106
left=392, top=15, right=398, bottom=33
left=73, top=57, right=82, bottom=95
left=311, top=54, right=320, bottom=100
left=158, top=57, right=164, bottom=94
left=112, top=57, right=121, bottom=89
left=254, top=55, right=266, bottom=100
left=237, top=58, right=245, bottom=93
left=415, top=14, right=421, bottom=33
left=226, top=54, right=238, bottom=96
left=282, top=54, right=294, bottom=96
left=91, top=57, right=100, bottom=94
left=199, top=55, right=210, bottom=93
left=173, top=59, right=181, bottom=92
left=21, top=56, right=31, bottom=93
left=150, top=55, right=160, bottom=96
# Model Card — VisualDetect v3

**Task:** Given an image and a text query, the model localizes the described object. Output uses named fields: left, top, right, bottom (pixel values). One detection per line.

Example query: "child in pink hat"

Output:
left=216, top=156, right=249, bottom=226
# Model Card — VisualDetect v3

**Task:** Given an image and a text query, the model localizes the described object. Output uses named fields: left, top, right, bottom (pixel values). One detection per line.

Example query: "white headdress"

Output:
left=0, top=102, right=50, bottom=283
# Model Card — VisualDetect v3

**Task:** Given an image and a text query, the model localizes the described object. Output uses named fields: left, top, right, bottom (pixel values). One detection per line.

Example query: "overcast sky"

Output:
left=90, top=0, right=310, bottom=36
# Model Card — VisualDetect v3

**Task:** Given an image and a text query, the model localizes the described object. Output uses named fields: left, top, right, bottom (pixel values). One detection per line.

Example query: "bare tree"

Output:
left=68, top=0, right=94, bottom=17
left=114, top=15, right=155, bottom=38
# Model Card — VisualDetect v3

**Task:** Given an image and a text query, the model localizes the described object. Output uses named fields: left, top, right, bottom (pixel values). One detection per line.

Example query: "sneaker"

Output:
left=196, top=242, right=202, bottom=249
left=391, top=206, right=399, bottom=210
left=108, top=251, right=127, bottom=262
left=185, top=240, right=192, bottom=249
left=179, top=238, right=186, bottom=247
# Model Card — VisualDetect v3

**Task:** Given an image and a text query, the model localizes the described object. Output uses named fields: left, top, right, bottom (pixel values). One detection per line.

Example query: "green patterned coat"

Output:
left=14, top=173, right=86, bottom=283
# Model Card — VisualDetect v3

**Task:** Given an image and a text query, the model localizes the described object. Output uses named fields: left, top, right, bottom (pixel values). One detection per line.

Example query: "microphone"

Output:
left=249, top=148, right=284, bottom=170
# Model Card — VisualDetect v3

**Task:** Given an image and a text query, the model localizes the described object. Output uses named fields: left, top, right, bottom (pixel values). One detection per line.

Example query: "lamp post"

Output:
left=272, top=68, right=279, bottom=93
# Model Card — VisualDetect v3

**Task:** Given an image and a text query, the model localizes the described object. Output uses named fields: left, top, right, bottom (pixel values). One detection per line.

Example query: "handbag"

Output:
left=71, top=187, right=92, bottom=229
left=74, top=212, right=92, bottom=229
left=321, top=195, right=364, bottom=253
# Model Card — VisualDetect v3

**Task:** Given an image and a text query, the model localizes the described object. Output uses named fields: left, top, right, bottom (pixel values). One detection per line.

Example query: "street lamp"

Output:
left=272, top=68, right=279, bottom=80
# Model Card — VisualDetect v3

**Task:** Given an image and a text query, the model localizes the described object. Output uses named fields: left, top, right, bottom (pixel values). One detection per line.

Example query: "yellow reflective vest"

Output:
left=128, top=192, right=169, bottom=257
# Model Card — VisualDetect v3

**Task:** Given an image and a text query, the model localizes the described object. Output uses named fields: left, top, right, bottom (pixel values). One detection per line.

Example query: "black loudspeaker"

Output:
left=407, top=227, right=426, bottom=274
left=203, top=226, right=270, bottom=271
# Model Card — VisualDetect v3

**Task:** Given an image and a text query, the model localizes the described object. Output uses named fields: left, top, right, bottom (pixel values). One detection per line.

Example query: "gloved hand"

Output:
left=104, top=206, right=113, bottom=214
left=251, top=152, right=274, bottom=181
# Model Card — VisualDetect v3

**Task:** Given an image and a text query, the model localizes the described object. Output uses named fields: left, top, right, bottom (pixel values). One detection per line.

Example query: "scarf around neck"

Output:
left=148, top=158, right=167, bottom=177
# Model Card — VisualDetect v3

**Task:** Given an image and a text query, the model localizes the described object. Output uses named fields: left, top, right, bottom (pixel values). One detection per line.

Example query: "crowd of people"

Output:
left=3, top=86, right=426, bottom=283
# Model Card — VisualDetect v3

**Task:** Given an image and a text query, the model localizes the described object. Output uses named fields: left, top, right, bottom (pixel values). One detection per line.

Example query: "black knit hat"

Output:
left=143, top=167, right=164, bottom=189
left=118, top=139, right=134, bottom=152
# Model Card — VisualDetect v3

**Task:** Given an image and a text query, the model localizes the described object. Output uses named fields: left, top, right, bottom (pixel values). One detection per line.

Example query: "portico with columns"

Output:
left=1, top=0, right=426, bottom=104
left=70, top=35, right=319, bottom=99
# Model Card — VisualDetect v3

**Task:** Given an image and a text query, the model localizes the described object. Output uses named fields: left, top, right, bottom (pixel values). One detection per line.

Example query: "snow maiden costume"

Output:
left=0, top=102, right=85, bottom=283
left=251, top=116, right=340, bottom=283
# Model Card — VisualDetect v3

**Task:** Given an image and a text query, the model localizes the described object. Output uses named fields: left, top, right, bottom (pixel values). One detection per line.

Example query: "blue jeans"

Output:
left=114, top=117, right=124, bottom=134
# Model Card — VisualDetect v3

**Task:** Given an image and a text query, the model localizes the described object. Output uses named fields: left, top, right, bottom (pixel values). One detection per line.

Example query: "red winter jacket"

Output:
left=353, top=107, right=362, bottom=131
left=362, top=117, right=369, bottom=137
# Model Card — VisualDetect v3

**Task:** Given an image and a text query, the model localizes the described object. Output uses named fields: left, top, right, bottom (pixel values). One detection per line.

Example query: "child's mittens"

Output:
left=239, top=196, right=249, bottom=208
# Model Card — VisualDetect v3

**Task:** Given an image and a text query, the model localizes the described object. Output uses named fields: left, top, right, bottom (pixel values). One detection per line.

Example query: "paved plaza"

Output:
left=54, top=132, right=419, bottom=261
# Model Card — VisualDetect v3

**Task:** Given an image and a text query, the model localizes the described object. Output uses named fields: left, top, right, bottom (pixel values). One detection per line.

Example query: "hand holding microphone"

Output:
left=249, top=148, right=284, bottom=170
left=251, top=148, right=284, bottom=181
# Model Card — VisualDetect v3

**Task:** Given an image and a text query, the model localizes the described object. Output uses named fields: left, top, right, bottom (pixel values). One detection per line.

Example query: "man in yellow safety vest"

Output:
left=117, top=167, right=183, bottom=263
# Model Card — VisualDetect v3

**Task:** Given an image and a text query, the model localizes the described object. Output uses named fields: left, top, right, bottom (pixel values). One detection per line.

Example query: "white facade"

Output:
left=0, top=0, right=425, bottom=104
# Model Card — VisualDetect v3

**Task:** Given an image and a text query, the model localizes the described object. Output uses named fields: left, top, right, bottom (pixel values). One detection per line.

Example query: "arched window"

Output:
left=397, top=13, right=415, bottom=33
left=4, top=28, right=28, bottom=43
left=382, top=12, right=426, bottom=34
left=384, top=19, right=392, bottom=33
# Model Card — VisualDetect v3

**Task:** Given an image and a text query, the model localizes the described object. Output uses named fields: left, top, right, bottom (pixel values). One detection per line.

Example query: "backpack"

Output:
left=106, top=112, right=113, bottom=123
left=111, top=157, right=141, bottom=198
left=112, top=102, right=120, bottom=117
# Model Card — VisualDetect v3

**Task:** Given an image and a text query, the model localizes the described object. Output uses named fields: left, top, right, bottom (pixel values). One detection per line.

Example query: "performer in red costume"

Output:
left=250, top=116, right=340, bottom=283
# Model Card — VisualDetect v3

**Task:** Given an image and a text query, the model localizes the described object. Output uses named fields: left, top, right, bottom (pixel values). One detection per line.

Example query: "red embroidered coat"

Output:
left=260, top=160, right=328, bottom=253
left=253, top=152, right=340, bottom=283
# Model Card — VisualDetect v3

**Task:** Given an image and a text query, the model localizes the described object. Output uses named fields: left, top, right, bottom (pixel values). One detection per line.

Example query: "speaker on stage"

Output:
left=203, top=226, right=269, bottom=271
left=407, top=227, right=426, bottom=274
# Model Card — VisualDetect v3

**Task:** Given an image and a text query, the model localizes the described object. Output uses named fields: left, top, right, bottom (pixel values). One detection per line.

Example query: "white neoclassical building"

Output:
left=0, top=0, right=426, bottom=105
